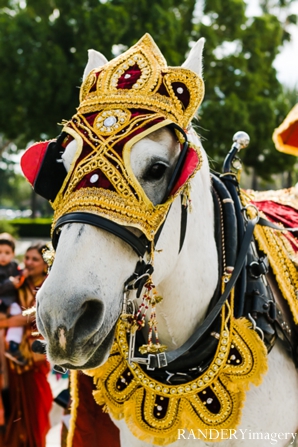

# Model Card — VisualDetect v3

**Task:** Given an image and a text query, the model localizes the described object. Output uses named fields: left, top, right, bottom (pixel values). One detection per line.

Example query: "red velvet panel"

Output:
left=117, top=65, right=141, bottom=89
left=4, top=361, right=52, bottom=447
left=252, top=200, right=298, bottom=252
left=280, top=121, right=298, bottom=148
left=21, top=141, right=50, bottom=185
left=72, top=373, right=120, bottom=447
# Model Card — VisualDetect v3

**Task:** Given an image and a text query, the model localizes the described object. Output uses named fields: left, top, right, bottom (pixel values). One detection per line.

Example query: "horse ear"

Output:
left=182, top=38, right=205, bottom=77
left=82, top=49, right=108, bottom=81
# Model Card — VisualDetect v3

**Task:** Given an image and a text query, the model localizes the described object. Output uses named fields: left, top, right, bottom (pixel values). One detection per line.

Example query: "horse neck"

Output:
left=153, top=161, right=219, bottom=350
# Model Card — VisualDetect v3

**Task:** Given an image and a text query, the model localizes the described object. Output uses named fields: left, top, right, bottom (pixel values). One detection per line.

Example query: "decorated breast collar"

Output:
left=82, top=167, right=298, bottom=445
left=83, top=168, right=269, bottom=445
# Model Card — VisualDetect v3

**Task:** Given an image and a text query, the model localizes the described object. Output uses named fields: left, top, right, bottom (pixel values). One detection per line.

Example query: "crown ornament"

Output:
left=51, top=34, right=205, bottom=240
left=78, top=33, right=204, bottom=129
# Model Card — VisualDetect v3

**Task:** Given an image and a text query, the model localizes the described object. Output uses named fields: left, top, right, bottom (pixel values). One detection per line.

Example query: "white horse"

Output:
left=35, top=40, right=298, bottom=447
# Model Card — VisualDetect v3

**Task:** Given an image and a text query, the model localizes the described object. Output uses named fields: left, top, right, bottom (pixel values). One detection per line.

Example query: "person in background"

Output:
left=0, top=233, right=26, bottom=365
left=0, top=242, right=53, bottom=447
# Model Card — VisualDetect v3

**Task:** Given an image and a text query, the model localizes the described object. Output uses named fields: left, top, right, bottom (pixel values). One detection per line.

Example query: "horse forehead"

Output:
left=130, top=130, right=179, bottom=162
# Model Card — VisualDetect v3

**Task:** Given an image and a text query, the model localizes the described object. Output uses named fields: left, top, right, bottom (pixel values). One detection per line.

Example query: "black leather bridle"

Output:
left=39, top=130, right=298, bottom=376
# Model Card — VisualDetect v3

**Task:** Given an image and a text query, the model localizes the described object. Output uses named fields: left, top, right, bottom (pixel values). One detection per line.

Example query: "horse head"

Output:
left=21, top=35, right=218, bottom=371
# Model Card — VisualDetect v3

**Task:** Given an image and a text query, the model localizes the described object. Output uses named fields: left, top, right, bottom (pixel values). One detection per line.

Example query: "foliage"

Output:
left=0, top=219, right=19, bottom=236
left=12, top=217, right=52, bottom=224
left=0, top=0, right=196, bottom=143
left=194, top=0, right=297, bottom=182
left=10, top=217, right=52, bottom=238
left=0, top=139, right=32, bottom=207
left=0, top=0, right=297, bottom=205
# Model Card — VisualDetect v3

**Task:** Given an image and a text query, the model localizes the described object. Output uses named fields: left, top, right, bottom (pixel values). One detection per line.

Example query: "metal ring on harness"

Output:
left=248, top=312, right=265, bottom=341
left=242, top=204, right=260, bottom=223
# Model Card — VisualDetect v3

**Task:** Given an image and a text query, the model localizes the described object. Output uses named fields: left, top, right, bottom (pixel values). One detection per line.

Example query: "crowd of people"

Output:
left=0, top=233, right=53, bottom=447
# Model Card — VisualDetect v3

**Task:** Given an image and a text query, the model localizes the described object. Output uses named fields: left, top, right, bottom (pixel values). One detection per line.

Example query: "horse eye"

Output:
left=143, top=163, right=168, bottom=181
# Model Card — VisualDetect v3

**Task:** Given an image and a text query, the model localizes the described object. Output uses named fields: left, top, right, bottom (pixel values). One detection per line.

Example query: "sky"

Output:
left=246, top=0, right=298, bottom=88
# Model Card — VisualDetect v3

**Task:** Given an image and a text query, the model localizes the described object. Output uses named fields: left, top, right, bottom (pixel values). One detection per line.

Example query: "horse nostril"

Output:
left=74, top=300, right=104, bottom=340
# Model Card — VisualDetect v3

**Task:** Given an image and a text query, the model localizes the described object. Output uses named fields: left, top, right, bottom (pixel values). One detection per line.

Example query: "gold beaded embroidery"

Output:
left=84, top=288, right=268, bottom=445
left=52, top=34, right=204, bottom=238
left=78, top=34, right=204, bottom=128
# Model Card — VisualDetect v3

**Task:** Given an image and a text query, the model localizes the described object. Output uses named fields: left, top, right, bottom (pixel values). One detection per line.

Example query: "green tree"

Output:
left=194, top=0, right=297, bottom=185
left=0, top=0, right=196, bottom=144
left=0, top=0, right=197, bottom=214
left=0, top=0, right=297, bottom=200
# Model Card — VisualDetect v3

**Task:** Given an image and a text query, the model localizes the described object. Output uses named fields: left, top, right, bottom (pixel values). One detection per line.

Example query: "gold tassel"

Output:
left=66, top=370, right=79, bottom=447
left=133, top=278, right=167, bottom=354
left=42, top=242, right=56, bottom=268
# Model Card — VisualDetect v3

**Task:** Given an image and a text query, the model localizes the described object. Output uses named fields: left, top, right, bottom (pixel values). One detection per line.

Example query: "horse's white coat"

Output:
left=35, top=39, right=298, bottom=447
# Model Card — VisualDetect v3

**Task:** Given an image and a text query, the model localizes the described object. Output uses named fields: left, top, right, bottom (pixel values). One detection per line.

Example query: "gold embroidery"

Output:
left=78, top=34, right=204, bottom=128
left=85, top=290, right=267, bottom=445
left=52, top=34, right=204, bottom=239
left=241, top=190, right=298, bottom=324
left=66, top=371, right=79, bottom=447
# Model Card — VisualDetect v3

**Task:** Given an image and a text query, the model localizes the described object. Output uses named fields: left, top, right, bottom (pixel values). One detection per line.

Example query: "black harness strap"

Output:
left=258, top=217, right=298, bottom=233
left=146, top=216, right=258, bottom=369
left=179, top=200, right=188, bottom=253
left=53, top=196, right=189, bottom=259
left=211, top=174, right=238, bottom=268
left=53, top=212, right=151, bottom=258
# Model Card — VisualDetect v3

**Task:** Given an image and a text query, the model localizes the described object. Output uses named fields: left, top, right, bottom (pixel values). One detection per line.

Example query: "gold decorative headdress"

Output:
left=52, top=33, right=204, bottom=240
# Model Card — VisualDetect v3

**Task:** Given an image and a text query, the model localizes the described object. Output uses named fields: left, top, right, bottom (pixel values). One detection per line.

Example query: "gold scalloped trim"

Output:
left=84, top=312, right=267, bottom=445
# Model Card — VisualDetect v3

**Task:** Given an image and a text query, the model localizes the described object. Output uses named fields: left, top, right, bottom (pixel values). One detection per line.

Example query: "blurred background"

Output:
left=0, top=0, right=298, bottom=237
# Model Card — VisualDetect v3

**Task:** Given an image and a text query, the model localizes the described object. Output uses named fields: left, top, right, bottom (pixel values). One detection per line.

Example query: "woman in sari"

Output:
left=0, top=242, right=53, bottom=447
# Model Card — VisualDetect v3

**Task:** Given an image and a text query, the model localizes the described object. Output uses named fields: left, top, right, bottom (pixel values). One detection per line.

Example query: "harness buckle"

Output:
left=262, top=299, right=276, bottom=324
left=147, top=352, right=168, bottom=370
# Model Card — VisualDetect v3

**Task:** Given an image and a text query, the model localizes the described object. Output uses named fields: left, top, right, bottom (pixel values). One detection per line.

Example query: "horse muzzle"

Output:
left=36, top=293, right=118, bottom=368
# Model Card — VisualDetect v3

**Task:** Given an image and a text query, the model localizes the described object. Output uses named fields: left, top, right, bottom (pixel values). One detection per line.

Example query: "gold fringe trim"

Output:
left=85, top=315, right=268, bottom=445
left=66, top=370, right=79, bottom=447
left=241, top=190, right=298, bottom=324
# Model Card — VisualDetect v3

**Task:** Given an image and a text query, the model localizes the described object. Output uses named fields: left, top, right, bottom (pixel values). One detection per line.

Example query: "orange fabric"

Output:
left=273, top=103, right=298, bottom=156
left=72, top=373, right=120, bottom=447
